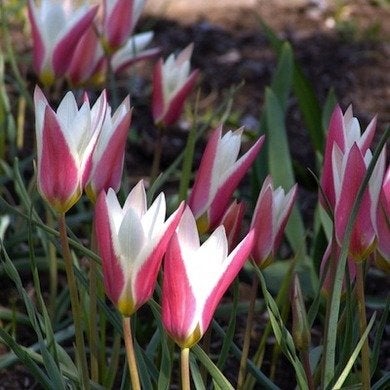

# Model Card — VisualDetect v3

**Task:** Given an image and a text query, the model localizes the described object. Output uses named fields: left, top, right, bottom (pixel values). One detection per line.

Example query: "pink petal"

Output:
left=335, top=143, right=375, bottom=260
left=87, top=108, right=132, bottom=198
left=95, top=191, right=125, bottom=305
left=188, top=126, right=222, bottom=220
left=151, top=59, right=165, bottom=123
left=320, top=105, right=345, bottom=210
left=251, top=185, right=274, bottom=265
left=39, top=106, right=80, bottom=213
left=208, top=135, right=264, bottom=228
left=159, top=69, right=199, bottom=126
left=201, top=230, right=254, bottom=332
left=162, top=232, right=198, bottom=347
left=133, top=202, right=185, bottom=308
left=28, top=0, right=45, bottom=75
left=104, top=0, right=134, bottom=48
left=52, top=6, right=98, bottom=76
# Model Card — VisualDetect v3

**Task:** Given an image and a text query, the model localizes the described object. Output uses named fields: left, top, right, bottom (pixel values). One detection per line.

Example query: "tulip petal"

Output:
left=201, top=230, right=254, bottom=332
left=39, top=106, right=80, bottom=212
left=335, top=143, right=375, bottom=259
left=52, top=6, right=98, bottom=76
left=95, top=191, right=125, bottom=305
left=208, top=135, right=264, bottom=227
left=162, top=232, right=198, bottom=347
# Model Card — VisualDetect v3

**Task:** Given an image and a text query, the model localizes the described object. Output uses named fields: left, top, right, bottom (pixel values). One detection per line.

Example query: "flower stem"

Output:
left=237, top=276, right=258, bottom=389
left=181, top=347, right=191, bottom=390
left=356, top=262, right=370, bottom=389
left=58, top=213, right=90, bottom=389
left=123, top=316, right=141, bottom=390
left=301, top=349, right=315, bottom=390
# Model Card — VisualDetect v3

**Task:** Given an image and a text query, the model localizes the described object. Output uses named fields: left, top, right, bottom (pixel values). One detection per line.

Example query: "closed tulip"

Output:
left=162, top=207, right=254, bottom=348
left=320, top=104, right=376, bottom=212
left=34, top=86, right=107, bottom=213
left=85, top=96, right=132, bottom=202
left=152, top=44, right=199, bottom=127
left=250, top=176, right=297, bottom=267
left=94, top=183, right=184, bottom=317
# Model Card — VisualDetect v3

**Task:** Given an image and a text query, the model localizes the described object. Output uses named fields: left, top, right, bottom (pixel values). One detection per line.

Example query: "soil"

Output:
left=1, top=0, right=389, bottom=388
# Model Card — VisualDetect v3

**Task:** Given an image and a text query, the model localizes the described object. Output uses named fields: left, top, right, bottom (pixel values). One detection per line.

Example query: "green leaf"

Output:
left=333, top=314, right=376, bottom=389
left=265, top=87, right=306, bottom=256
left=192, top=345, right=234, bottom=390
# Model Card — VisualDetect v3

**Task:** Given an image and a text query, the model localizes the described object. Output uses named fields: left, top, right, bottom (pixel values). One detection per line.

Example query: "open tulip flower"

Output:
left=320, top=104, right=377, bottom=212
left=188, top=125, right=264, bottom=233
left=85, top=96, right=132, bottom=202
left=250, top=176, right=297, bottom=267
left=162, top=207, right=254, bottom=348
left=333, top=141, right=386, bottom=261
left=101, top=0, right=146, bottom=52
left=152, top=43, right=199, bottom=127
left=94, top=183, right=184, bottom=317
left=28, top=0, right=98, bottom=86
left=375, top=166, right=390, bottom=271
left=34, top=86, right=107, bottom=213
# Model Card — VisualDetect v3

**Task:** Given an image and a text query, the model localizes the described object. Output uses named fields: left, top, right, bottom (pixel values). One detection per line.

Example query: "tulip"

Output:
left=250, top=176, right=297, bottom=267
left=152, top=44, right=199, bottom=127
left=28, top=0, right=98, bottom=86
left=188, top=125, right=264, bottom=233
left=375, top=166, right=390, bottom=271
left=34, top=86, right=107, bottom=213
left=111, top=32, right=161, bottom=74
left=85, top=97, right=132, bottom=202
left=333, top=142, right=386, bottom=261
left=320, top=104, right=376, bottom=212
left=67, top=26, right=106, bottom=87
left=101, top=0, right=145, bottom=52
left=162, top=207, right=254, bottom=348
left=94, top=182, right=184, bottom=317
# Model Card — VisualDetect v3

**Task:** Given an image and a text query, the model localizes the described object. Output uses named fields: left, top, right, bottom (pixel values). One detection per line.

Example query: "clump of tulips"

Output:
left=0, top=1, right=388, bottom=389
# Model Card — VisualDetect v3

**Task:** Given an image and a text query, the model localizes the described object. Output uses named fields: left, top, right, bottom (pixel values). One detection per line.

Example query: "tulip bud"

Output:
left=291, top=274, right=311, bottom=351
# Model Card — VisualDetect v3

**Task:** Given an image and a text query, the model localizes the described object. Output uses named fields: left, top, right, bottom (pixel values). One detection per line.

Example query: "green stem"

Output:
left=58, top=213, right=90, bottom=389
left=89, top=225, right=99, bottom=383
left=237, top=276, right=258, bottom=389
left=356, top=262, right=370, bottom=389
left=181, top=347, right=191, bottom=390
left=123, top=316, right=141, bottom=390
left=46, top=209, right=58, bottom=321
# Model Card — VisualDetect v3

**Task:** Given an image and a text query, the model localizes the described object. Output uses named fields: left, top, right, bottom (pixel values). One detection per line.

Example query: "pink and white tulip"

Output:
left=111, top=32, right=160, bottom=74
left=34, top=86, right=107, bottom=213
left=152, top=44, right=199, bottom=127
left=85, top=96, right=132, bottom=202
left=188, top=126, right=264, bottom=233
left=94, top=183, right=184, bottom=317
left=28, top=0, right=98, bottom=86
left=333, top=142, right=386, bottom=261
left=162, top=207, right=254, bottom=348
left=250, top=176, right=297, bottom=267
left=375, top=165, right=390, bottom=271
left=320, top=105, right=376, bottom=212
left=101, top=0, right=145, bottom=52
